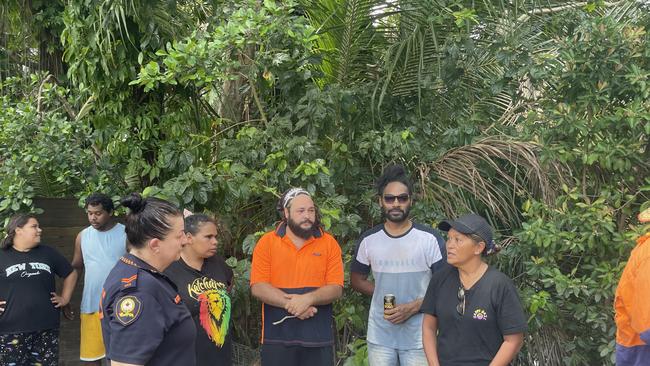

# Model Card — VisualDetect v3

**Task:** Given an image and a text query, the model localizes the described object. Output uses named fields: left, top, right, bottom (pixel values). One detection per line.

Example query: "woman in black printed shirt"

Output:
left=165, top=213, right=234, bottom=366
left=0, top=214, right=78, bottom=366
left=420, top=214, right=527, bottom=366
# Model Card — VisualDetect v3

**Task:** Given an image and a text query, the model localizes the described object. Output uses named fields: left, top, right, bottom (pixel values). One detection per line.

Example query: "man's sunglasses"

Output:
left=382, top=194, right=410, bottom=204
left=457, top=286, right=466, bottom=316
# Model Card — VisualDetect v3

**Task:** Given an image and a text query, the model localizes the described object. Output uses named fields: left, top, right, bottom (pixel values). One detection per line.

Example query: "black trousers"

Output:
left=260, top=344, right=334, bottom=366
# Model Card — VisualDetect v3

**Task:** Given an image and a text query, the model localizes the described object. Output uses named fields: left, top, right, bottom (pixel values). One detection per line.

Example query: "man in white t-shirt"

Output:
left=350, top=165, right=446, bottom=366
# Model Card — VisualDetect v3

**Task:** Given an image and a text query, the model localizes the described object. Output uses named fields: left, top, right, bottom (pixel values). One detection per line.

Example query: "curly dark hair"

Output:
left=375, top=164, right=414, bottom=196
left=84, top=193, right=115, bottom=212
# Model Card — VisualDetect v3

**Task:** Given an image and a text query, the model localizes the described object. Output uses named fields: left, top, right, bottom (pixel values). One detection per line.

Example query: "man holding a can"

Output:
left=350, top=165, right=447, bottom=365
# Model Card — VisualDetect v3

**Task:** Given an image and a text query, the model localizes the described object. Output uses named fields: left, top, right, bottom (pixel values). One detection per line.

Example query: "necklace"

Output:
left=456, top=263, right=487, bottom=317
left=459, top=262, right=487, bottom=290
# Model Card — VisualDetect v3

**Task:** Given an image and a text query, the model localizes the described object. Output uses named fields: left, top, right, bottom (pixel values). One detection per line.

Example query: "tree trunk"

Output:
left=38, top=31, right=65, bottom=79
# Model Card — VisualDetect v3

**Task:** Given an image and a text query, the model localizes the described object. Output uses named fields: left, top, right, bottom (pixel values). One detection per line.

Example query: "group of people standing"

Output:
left=347, top=166, right=527, bottom=366
left=4, top=164, right=644, bottom=366
left=0, top=193, right=233, bottom=366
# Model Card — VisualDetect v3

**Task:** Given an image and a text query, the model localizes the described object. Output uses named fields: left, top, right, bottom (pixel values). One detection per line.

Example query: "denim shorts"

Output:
left=367, top=341, right=427, bottom=366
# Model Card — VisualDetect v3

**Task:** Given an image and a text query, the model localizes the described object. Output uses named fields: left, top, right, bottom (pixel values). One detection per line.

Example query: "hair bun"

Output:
left=121, top=193, right=146, bottom=213
left=486, top=243, right=502, bottom=256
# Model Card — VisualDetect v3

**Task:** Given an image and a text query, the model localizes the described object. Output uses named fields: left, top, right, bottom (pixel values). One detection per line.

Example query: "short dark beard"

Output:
left=93, top=220, right=114, bottom=232
left=287, top=217, right=314, bottom=240
left=382, top=206, right=411, bottom=223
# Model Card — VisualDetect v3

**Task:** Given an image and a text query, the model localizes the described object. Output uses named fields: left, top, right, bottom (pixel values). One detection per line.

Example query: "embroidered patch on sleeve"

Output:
left=115, top=295, right=142, bottom=326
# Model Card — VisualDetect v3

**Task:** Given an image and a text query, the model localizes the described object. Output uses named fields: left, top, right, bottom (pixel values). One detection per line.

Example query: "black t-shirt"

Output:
left=165, top=255, right=234, bottom=366
left=0, top=245, right=73, bottom=334
left=420, top=265, right=528, bottom=366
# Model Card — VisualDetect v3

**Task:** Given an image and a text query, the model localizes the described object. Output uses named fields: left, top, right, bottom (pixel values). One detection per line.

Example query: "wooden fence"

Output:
left=35, top=197, right=87, bottom=366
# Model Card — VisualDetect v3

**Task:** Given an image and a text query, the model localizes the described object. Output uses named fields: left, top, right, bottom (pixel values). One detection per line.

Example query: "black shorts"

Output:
left=0, top=329, right=59, bottom=366
left=261, top=344, right=333, bottom=366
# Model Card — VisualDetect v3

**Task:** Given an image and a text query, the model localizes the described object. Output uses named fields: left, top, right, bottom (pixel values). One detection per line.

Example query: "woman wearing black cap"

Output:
left=420, top=213, right=527, bottom=366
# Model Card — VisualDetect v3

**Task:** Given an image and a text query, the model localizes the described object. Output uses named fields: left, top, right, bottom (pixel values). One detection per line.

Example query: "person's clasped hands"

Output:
left=284, top=293, right=318, bottom=320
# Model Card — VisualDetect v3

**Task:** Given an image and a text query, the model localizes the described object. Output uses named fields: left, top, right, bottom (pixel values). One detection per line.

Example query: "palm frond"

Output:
left=605, top=0, right=650, bottom=22
left=372, top=0, right=610, bottom=126
left=423, top=137, right=563, bottom=226
left=84, top=0, right=194, bottom=66
left=517, top=325, right=570, bottom=366
left=302, top=0, right=389, bottom=85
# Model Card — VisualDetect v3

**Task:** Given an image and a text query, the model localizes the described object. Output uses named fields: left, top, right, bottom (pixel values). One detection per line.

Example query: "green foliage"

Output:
left=133, top=0, right=318, bottom=90
left=509, top=12, right=650, bottom=365
left=529, top=16, right=650, bottom=190
left=0, top=74, right=94, bottom=220
left=342, top=338, right=369, bottom=366
left=514, top=193, right=630, bottom=364
left=225, top=256, right=261, bottom=346
left=1, top=1, right=649, bottom=365
left=300, top=0, right=386, bottom=86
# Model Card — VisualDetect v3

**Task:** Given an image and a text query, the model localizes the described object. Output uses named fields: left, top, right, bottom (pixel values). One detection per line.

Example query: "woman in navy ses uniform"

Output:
left=99, top=193, right=196, bottom=366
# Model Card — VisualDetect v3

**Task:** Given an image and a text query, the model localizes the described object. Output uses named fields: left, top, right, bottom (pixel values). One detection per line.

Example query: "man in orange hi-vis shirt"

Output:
left=615, top=206, right=650, bottom=365
left=250, top=188, right=344, bottom=366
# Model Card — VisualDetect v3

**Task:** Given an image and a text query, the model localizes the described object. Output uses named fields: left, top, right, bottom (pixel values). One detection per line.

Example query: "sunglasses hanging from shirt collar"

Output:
left=457, top=286, right=466, bottom=316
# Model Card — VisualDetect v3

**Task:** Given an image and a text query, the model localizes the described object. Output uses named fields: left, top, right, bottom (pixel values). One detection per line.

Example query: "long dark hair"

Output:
left=1, top=214, right=36, bottom=250
left=120, top=193, right=182, bottom=249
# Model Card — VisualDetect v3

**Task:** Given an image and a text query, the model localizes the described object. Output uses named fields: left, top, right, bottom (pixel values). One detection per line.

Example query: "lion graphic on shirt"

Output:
left=188, top=277, right=231, bottom=347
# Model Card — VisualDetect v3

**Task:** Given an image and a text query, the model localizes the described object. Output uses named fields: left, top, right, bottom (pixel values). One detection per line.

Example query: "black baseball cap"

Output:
left=438, top=213, right=495, bottom=252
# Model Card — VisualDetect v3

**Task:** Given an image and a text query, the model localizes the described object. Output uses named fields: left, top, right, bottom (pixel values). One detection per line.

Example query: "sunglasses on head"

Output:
left=457, top=286, right=466, bottom=316
left=382, top=194, right=410, bottom=204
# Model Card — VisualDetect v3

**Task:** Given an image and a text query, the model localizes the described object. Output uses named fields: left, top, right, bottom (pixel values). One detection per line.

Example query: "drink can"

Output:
left=384, top=294, right=396, bottom=310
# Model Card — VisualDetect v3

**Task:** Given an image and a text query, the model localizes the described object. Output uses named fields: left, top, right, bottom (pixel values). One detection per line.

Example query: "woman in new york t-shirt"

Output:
left=0, top=214, right=77, bottom=365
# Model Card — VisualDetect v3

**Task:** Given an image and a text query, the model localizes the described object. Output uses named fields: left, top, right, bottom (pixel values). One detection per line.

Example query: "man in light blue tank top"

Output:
left=71, top=193, right=126, bottom=365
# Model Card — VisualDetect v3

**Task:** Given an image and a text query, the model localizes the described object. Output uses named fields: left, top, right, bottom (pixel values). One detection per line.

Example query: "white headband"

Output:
left=282, top=188, right=311, bottom=208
